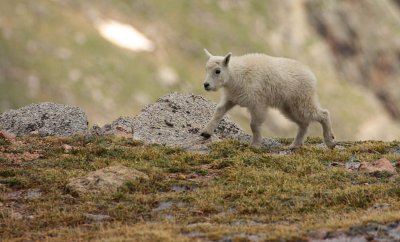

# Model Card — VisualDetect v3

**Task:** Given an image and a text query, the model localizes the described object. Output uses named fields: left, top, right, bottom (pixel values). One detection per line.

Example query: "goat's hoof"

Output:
left=200, top=132, right=211, bottom=139
left=289, top=144, right=303, bottom=150
left=326, top=141, right=336, bottom=149
left=251, top=142, right=262, bottom=148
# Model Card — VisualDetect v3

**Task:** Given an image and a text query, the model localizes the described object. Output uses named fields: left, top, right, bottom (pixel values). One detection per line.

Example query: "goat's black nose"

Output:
left=204, top=83, right=210, bottom=89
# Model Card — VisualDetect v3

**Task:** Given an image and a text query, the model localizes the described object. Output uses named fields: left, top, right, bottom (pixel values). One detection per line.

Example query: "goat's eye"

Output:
left=215, top=69, right=221, bottom=74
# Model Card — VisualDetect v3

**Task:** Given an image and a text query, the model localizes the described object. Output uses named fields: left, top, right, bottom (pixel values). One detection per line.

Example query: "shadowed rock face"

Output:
left=306, top=0, right=400, bottom=120
left=100, top=93, right=280, bottom=151
left=0, top=102, right=88, bottom=136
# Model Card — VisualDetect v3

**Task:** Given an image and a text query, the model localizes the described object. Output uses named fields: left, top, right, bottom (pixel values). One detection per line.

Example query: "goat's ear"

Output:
left=223, top=52, right=232, bottom=66
left=204, top=49, right=213, bottom=58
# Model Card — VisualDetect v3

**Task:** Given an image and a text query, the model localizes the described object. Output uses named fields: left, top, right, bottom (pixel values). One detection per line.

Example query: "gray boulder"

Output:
left=128, top=93, right=280, bottom=150
left=0, top=102, right=88, bottom=136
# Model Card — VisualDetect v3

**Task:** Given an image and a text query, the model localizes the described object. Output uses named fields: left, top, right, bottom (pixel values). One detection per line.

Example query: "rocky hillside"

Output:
left=1, top=95, right=400, bottom=241
left=1, top=129, right=400, bottom=241
left=1, top=0, right=400, bottom=140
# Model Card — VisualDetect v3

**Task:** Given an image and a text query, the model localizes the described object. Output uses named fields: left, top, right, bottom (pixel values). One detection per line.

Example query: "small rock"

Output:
left=63, top=144, right=73, bottom=152
left=153, top=201, right=174, bottom=211
left=368, top=203, right=391, bottom=211
left=390, top=147, right=400, bottom=154
left=309, top=230, right=329, bottom=240
left=359, top=158, right=397, bottom=175
left=164, top=214, right=175, bottom=221
left=316, top=143, right=328, bottom=149
left=84, top=213, right=111, bottom=222
left=11, top=212, right=23, bottom=220
left=183, top=231, right=207, bottom=238
left=280, top=150, right=292, bottom=155
left=345, top=161, right=361, bottom=170
left=5, top=191, right=23, bottom=200
left=98, top=117, right=135, bottom=137
left=113, top=127, right=133, bottom=138
left=89, top=124, right=103, bottom=136
left=188, top=173, right=200, bottom=179
left=331, top=162, right=344, bottom=167
left=66, top=165, right=148, bottom=195
left=311, top=236, right=367, bottom=242
left=171, top=185, right=189, bottom=192
left=0, top=130, right=16, bottom=140
left=25, top=189, right=42, bottom=200
left=222, top=233, right=264, bottom=242
left=388, top=223, right=400, bottom=240
left=336, top=145, right=346, bottom=150
left=345, top=155, right=361, bottom=170
left=152, top=201, right=186, bottom=212
left=3, top=189, right=42, bottom=200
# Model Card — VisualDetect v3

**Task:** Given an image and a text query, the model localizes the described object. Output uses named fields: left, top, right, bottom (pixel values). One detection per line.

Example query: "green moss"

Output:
left=0, top=170, right=16, bottom=177
left=1, top=177, right=26, bottom=188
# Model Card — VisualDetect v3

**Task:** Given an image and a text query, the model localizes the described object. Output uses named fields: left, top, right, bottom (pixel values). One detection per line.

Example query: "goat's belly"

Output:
left=235, top=97, right=261, bottom=109
left=237, top=102, right=249, bottom=108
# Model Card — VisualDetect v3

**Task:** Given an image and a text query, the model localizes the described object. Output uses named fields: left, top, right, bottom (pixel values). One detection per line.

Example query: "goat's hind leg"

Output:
left=316, top=108, right=335, bottom=149
left=289, top=122, right=309, bottom=149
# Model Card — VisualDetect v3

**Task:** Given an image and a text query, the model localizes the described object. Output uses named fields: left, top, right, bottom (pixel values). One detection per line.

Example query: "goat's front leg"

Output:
left=200, top=100, right=235, bottom=138
left=249, top=108, right=266, bottom=148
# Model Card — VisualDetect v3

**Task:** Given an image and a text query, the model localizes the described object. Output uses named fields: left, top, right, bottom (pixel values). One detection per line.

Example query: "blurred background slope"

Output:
left=1, top=0, right=400, bottom=140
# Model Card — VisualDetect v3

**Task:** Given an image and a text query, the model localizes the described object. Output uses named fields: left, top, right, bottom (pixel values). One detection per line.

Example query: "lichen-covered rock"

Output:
left=66, top=165, right=148, bottom=195
left=0, top=102, right=88, bottom=136
left=128, top=93, right=280, bottom=150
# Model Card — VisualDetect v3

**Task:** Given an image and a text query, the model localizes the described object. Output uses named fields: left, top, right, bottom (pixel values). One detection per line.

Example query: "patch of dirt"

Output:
left=168, top=164, right=222, bottom=183
left=0, top=152, right=41, bottom=163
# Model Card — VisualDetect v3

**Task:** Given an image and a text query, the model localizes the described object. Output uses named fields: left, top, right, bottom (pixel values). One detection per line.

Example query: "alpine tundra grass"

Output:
left=1, top=135, right=400, bottom=241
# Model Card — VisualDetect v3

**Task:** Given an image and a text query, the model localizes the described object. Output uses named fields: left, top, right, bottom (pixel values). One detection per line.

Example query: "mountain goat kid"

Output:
left=200, top=49, right=335, bottom=149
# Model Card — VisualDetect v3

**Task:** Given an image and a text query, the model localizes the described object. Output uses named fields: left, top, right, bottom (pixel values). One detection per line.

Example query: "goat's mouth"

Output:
left=204, top=85, right=217, bottom=91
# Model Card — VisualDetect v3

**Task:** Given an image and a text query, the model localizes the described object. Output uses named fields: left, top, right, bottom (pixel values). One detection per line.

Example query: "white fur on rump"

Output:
left=201, top=49, right=335, bottom=148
